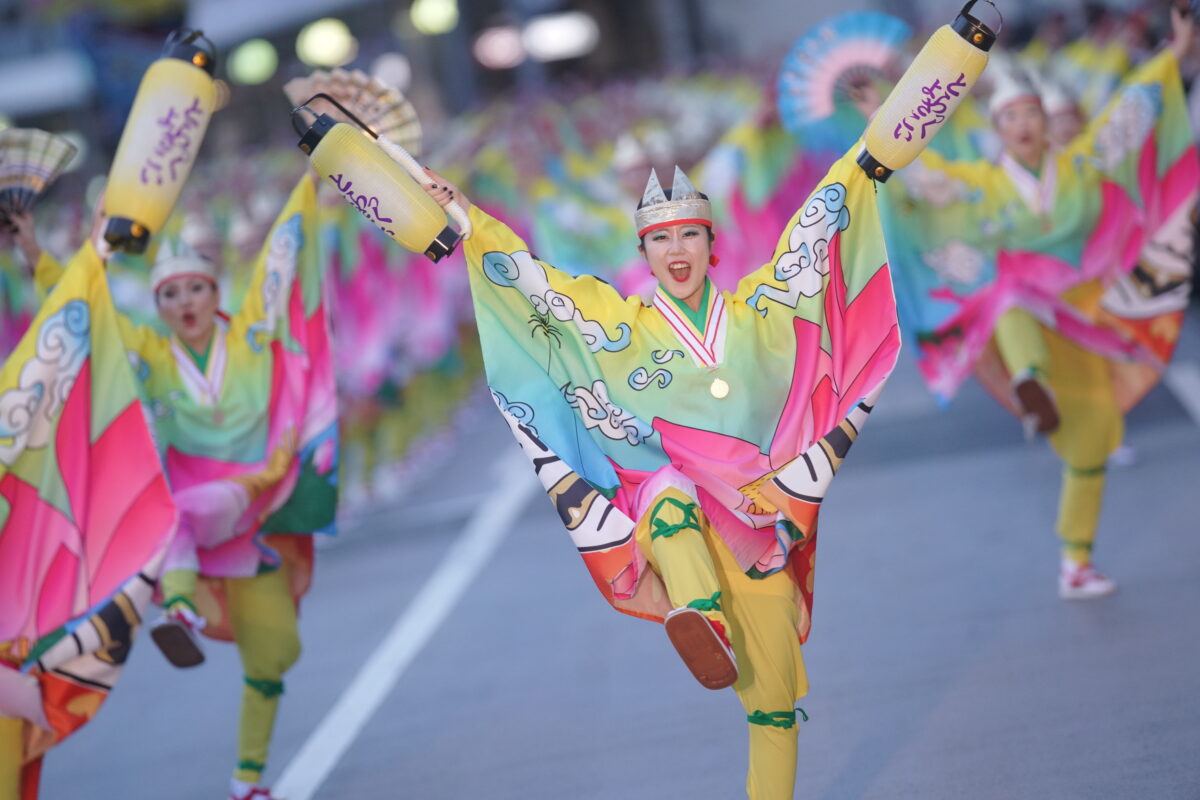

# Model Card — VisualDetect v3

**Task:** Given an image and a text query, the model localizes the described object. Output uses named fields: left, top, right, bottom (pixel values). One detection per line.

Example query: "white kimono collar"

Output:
left=652, top=285, right=728, bottom=368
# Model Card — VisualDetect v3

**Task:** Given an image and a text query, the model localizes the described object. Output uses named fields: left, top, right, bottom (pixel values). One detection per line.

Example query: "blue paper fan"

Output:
left=777, top=12, right=912, bottom=153
left=0, top=128, right=77, bottom=228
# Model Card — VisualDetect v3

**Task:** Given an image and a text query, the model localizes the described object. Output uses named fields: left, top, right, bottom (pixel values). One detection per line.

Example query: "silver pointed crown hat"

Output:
left=149, top=236, right=218, bottom=292
left=1036, top=74, right=1078, bottom=116
left=988, top=62, right=1042, bottom=117
left=634, top=165, right=713, bottom=238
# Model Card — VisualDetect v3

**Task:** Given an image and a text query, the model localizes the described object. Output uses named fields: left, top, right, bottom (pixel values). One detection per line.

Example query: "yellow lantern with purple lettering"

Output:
left=103, top=30, right=217, bottom=254
left=292, top=98, right=470, bottom=262
left=858, top=1, right=999, bottom=182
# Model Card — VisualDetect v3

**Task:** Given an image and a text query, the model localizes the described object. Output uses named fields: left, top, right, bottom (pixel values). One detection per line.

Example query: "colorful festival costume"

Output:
left=0, top=247, right=176, bottom=800
left=35, top=174, right=339, bottom=790
left=151, top=175, right=338, bottom=788
left=880, top=49, right=1198, bottom=571
left=461, top=144, right=901, bottom=797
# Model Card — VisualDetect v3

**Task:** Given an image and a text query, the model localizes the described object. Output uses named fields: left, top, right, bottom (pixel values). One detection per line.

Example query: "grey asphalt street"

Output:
left=41, top=312, right=1200, bottom=800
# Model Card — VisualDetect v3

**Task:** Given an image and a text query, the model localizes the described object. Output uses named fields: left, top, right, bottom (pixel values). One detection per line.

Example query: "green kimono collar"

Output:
left=182, top=333, right=214, bottom=374
left=663, top=278, right=713, bottom=335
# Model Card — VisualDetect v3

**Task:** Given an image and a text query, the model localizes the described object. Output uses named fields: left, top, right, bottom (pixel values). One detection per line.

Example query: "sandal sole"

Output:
left=150, top=621, right=205, bottom=668
left=665, top=608, right=737, bottom=690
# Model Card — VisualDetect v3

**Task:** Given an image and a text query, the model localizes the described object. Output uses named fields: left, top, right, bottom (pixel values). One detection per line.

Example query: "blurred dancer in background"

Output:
left=866, top=4, right=1196, bottom=599
left=20, top=177, right=338, bottom=800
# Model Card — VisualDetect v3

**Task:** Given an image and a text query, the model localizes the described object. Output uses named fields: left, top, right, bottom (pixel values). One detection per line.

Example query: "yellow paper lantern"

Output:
left=293, top=104, right=470, bottom=262
left=859, top=1, right=999, bottom=182
left=103, top=29, right=218, bottom=253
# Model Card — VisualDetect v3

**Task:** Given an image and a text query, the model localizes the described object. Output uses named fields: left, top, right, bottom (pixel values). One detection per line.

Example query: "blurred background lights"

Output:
left=410, top=0, right=459, bottom=36
left=523, top=11, right=600, bottom=62
left=296, top=18, right=358, bottom=67
left=228, top=39, right=278, bottom=85
left=473, top=26, right=526, bottom=70
left=371, top=52, right=413, bottom=92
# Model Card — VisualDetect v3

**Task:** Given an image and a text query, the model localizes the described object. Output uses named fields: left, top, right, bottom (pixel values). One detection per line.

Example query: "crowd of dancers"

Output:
left=1, top=2, right=1196, bottom=798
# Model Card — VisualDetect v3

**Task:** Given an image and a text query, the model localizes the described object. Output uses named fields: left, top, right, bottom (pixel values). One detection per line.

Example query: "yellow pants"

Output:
left=994, top=308, right=1123, bottom=564
left=636, top=488, right=807, bottom=800
left=160, top=568, right=301, bottom=784
left=0, top=716, right=20, bottom=800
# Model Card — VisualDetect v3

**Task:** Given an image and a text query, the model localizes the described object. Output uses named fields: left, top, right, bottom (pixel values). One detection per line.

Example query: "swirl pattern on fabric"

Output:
left=628, top=367, right=673, bottom=390
left=0, top=299, right=89, bottom=462
left=484, top=249, right=632, bottom=353
left=492, top=389, right=539, bottom=437
left=562, top=380, right=654, bottom=445
left=749, top=184, right=851, bottom=315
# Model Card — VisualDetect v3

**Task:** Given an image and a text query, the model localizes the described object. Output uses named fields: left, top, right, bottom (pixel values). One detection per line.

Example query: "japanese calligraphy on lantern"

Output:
left=329, top=173, right=397, bottom=237
left=892, top=73, right=968, bottom=143
left=139, top=97, right=206, bottom=186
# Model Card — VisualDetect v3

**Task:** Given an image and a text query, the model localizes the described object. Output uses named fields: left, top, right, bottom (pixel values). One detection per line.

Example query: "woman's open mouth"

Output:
left=182, top=312, right=197, bottom=327
left=668, top=261, right=691, bottom=283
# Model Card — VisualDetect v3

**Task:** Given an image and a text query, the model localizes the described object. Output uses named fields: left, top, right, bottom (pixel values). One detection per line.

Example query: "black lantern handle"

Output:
left=163, top=28, right=219, bottom=73
left=167, top=28, right=217, bottom=55
left=960, top=0, right=1003, bottom=36
left=290, top=105, right=318, bottom=139
left=953, top=0, right=1002, bottom=51
left=290, top=93, right=379, bottom=139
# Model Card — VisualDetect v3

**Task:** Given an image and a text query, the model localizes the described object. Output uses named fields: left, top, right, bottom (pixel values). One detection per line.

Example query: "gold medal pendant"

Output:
left=710, top=377, right=730, bottom=399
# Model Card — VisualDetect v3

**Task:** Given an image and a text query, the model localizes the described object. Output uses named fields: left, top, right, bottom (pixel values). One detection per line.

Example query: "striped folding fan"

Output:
left=777, top=12, right=912, bottom=153
left=0, top=128, right=77, bottom=229
left=284, top=67, right=422, bottom=157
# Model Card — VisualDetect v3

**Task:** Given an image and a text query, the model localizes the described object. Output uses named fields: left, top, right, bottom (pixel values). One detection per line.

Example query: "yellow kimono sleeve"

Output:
left=33, top=251, right=65, bottom=300
left=53, top=242, right=167, bottom=362
left=910, top=145, right=993, bottom=188
left=229, top=175, right=319, bottom=346
left=1064, top=48, right=1190, bottom=178
left=463, top=203, right=642, bottom=335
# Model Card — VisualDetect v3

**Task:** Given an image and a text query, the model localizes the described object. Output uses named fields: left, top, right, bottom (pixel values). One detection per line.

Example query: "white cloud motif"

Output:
left=923, top=240, right=987, bottom=286
left=0, top=300, right=90, bottom=465
left=249, top=214, right=303, bottom=351
left=748, top=183, right=850, bottom=315
left=483, top=250, right=631, bottom=353
left=491, top=390, right=538, bottom=438
left=563, top=380, right=653, bottom=445
left=1093, top=85, right=1158, bottom=173
left=898, top=159, right=973, bottom=208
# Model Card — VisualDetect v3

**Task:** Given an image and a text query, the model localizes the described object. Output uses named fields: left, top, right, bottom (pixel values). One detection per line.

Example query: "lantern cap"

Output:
left=952, top=0, right=1001, bottom=52
left=295, top=111, right=338, bottom=155
left=424, top=225, right=461, bottom=263
left=163, top=29, right=218, bottom=76
left=103, top=217, right=151, bottom=254
left=292, top=93, right=379, bottom=155
left=856, top=147, right=893, bottom=183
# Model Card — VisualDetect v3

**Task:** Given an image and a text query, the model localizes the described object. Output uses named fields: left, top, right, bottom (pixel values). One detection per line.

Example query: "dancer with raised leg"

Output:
left=21, top=176, right=338, bottom=800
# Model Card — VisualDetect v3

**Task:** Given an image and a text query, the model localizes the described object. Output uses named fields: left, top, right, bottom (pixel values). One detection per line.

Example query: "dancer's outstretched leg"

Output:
left=704, top=527, right=807, bottom=800
left=227, top=568, right=301, bottom=800
left=1043, top=326, right=1122, bottom=599
left=635, top=483, right=736, bottom=689
left=0, top=716, right=22, bottom=800
left=153, top=482, right=251, bottom=667
left=994, top=308, right=1059, bottom=434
